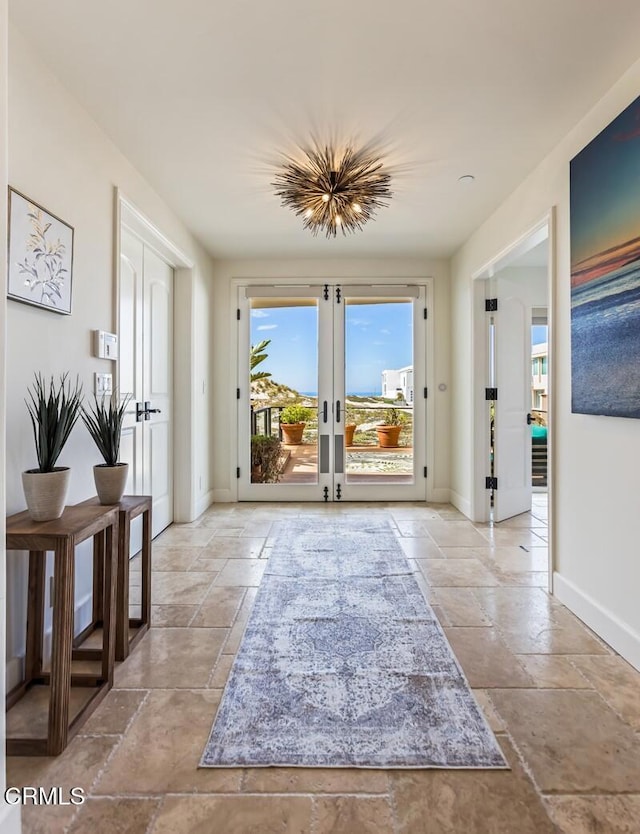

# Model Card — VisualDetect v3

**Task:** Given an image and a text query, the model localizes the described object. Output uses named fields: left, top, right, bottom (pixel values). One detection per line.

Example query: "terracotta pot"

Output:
left=376, top=425, right=402, bottom=448
left=93, top=463, right=129, bottom=504
left=281, top=422, right=305, bottom=445
left=345, top=424, right=356, bottom=446
left=22, top=467, right=71, bottom=521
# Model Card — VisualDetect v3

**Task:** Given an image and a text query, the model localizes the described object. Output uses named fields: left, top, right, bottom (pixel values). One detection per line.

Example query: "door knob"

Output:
left=136, top=401, right=163, bottom=422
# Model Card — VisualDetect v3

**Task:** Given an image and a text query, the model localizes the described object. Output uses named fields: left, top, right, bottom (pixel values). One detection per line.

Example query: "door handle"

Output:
left=526, top=413, right=533, bottom=425
left=323, top=401, right=328, bottom=423
left=136, top=401, right=163, bottom=422
left=336, top=400, right=341, bottom=423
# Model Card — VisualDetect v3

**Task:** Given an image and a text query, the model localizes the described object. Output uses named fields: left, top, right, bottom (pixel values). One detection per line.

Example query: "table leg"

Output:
left=102, top=522, right=117, bottom=684
left=48, top=540, right=75, bottom=756
left=25, top=551, right=46, bottom=683
left=141, top=508, right=152, bottom=628
left=92, top=531, right=105, bottom=625
left=116, top=511, right=131, bottom=661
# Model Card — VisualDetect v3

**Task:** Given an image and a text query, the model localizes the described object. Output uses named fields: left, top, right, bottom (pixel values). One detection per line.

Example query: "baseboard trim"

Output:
left=195, top=489, right=215, bottom=517
left=211, top=489, right=233, bottom=504
left=554, top=572, right=640, bottom=672
left=449, top=490, right=472, bottom=520
left=6, top=656, right=22, bottom=694
left=428, top=487, right=451, bottom=504
left=0, top=803, right=22, bottom=834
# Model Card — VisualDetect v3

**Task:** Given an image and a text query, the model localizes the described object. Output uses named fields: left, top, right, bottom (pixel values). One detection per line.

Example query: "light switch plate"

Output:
left=94, top=372, right=113, bottom=396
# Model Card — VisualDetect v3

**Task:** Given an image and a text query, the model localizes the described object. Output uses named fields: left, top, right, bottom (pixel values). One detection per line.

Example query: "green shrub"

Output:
left=280, top=404, right=313, bottom=424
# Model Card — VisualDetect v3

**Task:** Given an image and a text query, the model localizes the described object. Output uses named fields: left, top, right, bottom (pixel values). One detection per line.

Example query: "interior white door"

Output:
left=493, top=288, right=532, bottom=522
left=119, top=227, right=174, bottom=537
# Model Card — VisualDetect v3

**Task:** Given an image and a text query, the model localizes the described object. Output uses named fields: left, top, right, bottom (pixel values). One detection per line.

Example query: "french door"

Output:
left=237, top=283, right=427, bottom=501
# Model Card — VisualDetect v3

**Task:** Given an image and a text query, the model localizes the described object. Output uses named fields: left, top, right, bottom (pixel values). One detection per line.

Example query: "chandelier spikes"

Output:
left=272, top=144, right=393, bottom=238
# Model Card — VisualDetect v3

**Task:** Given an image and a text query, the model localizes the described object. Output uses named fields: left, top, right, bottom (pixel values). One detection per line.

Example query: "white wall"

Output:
left=451, top=55, right=640, bottom=669
left=209, top=258, right=451, bottom=502
left=5, top=29, right=215, bottom=691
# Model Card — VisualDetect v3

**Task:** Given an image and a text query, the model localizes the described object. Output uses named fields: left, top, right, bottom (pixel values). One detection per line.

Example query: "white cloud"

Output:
left=251, top=310, right=269, bottom=318
left=257, top=324, right=278, bottom=331
left=380, top=328, right=391, bottom=335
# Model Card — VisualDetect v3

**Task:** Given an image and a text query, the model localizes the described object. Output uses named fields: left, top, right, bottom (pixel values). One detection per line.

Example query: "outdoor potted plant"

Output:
left=82, top=392, right=132, bottom=503
left=251, top=434, right=282, bottom=483
left=344, top=406, right=357, bottom=446
left=23, top=373, right=83, bottom=521
left=376, top=407, right=405, bottom=448
left=279, top=404, right=313, bottom=445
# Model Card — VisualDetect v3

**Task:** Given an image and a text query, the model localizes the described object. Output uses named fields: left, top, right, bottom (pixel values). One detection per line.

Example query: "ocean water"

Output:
left=571, top=258, right=640, bottom=417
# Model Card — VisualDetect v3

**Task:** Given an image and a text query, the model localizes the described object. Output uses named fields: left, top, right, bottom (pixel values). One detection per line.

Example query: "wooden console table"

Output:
left=76, top=495, right=152, bottom=661
left=5, top=504, right=119, bottom=756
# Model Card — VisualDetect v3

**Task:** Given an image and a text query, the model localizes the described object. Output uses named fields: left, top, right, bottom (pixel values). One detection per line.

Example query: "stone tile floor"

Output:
left=7, top=495, right=640, bottom=833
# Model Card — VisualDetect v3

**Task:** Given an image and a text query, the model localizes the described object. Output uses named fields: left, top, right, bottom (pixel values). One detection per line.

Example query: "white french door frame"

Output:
left=470, top=210, right=555, bottom=593
left=232, top=276, right=435, bottom=503
left=115, top=190, right=197, bottom=523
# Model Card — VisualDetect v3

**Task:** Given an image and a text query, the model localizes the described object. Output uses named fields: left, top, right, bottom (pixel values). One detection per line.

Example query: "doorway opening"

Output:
left=237, top=283, right=428, bottom=502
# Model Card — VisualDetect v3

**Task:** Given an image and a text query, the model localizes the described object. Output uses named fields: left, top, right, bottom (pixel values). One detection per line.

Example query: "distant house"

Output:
left=382, top=365, right=414, bottom=403
left=531, top=342, right=548, bottom=411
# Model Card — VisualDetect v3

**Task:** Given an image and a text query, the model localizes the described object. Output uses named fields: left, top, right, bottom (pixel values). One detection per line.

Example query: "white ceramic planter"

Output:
left=22, top=467, right=71, bottom=521
left=93, top=463, right=129, bottom=504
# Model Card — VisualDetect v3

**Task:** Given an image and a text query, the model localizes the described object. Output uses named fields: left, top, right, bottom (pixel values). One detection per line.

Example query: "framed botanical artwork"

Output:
left=7, top=188, right=74, bottom=315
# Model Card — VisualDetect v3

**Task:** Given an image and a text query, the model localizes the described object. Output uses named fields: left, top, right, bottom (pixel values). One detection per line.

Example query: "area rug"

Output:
left=200, top=517, right=507, bottom=769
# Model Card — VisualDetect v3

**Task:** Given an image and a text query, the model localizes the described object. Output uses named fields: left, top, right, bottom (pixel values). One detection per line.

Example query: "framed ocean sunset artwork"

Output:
left=570, top=95, right=640, bottom=418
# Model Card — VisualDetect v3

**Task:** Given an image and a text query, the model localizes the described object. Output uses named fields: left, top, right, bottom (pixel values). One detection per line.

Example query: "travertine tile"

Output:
left=419, top=558, right=498, bottom=587
left=517, top=655, right=591, bottom=689
left=80, top=688, right=147, bottom=735
left=199, top=537, right=266, bottom=558
left=421, top=520, right=490, bottom=547
left=443, top=627, right=533, bottom=688
left=154, top=526, right=215, bottom=547
left=545, top=795, right=640, bottom=834
left=243, top=767, right=389, bottom=794
left=115, top=628, right=226, bottom=688
left=489, top=689, right=640, bottom=792
left=214, top=558, right=267, bottom=586
left=391, top=737, right=556, bottom=833
left=151, top=604, right=199, bottom=627
left=209, top=653, right=234, bottom=687
left=480, top=546, right=548, bottom=573
left=430, top=588, right=492, bottom=626
left=151, top=795, right=313, bottom=834
left=398, top=536, right=444, bottom=559
left=569, top=655, right=640, bottom=730
left=69, top=797, right=160, bottom=834
left=472, top=689, right=506, bottom=732
left=151, top=546, right=201, bottom=571
left=151, top=571, right=215, bottom=604
left=476, top=527, right=547, bottom=548
left=190, top=586, right=246, bottom=628
left=95, top=689, right=241, bottom=794
left=313, top=796, right=394, bottom=833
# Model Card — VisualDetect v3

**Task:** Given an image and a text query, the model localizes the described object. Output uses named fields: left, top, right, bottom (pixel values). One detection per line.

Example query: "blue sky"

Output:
left=532, top=325, right=548, bottom=345
left=250, top=301, right=412, bottom=394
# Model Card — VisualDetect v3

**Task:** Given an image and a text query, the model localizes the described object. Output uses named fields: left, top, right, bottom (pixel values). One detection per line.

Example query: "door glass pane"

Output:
left=250, top=298, right=319, bottom=484
left=344, top=297, right=414, bottom=484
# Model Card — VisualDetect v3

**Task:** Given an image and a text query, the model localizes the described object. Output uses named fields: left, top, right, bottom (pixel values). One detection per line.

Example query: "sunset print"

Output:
left=571, top=94, right=640, bottom=417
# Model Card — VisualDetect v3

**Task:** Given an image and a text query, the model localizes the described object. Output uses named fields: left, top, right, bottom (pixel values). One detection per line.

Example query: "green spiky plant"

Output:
left=250, top=339, right=272, bottom=382
left=81, top=392, right=132, bottom=466
left=25, top=373, right=84, bottom=472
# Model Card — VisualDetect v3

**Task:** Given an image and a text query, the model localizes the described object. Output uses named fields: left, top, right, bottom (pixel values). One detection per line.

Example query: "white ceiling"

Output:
left=9, top=1, right=640, bottom=259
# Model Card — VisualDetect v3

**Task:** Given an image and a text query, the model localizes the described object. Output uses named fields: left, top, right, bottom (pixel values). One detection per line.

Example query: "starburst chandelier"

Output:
left=272, top=144, right=392, bottom=238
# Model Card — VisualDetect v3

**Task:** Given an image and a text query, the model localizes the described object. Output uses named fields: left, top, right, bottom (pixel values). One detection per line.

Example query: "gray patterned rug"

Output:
left=201, top=517, right=507, bottom=769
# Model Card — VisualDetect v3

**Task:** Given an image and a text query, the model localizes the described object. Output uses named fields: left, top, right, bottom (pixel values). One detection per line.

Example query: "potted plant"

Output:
left=251, top=434, right=282, bottom=483
left=82, top=392, right=132, bottom=504
left=345, top=407, right=357, bottom=446
left=23, top=373, right=83, bottom=521
left=279, top=404, right=313, bottom=445
left=376, top=407, right=406, bottom=448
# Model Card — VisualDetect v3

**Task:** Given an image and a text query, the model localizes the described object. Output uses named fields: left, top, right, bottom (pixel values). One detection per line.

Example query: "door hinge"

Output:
left=485, top=476, right=498, bottom=490
left=336, top=483, right=342, bottom=500
left=423, top=307, right=428, bottom=319
left=336, top=286, right=342, bottom=304
left=323, top=486, right=329, bottom=502
left=485, top=298, right=498, bottom=312
left=236, top=467, right=241, bottom=479
left=236, top=388, right=240, bottom=399
left=323, top=284, right=329, bottom=300
left=424, top=387, right=428, bottom=399
left=485, top=387, right=498, bottom=400
left=423, top=466, right=427, bottom=478
left=236, top=308, right=241, bottom=320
